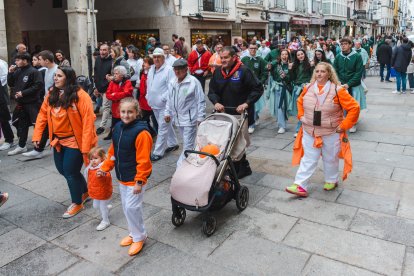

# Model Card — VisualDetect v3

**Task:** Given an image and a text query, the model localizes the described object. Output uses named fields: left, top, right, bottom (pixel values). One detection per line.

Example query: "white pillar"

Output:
left=65, top=0, right=97, bottom=77
left=0, top=0, right=7, bottom=61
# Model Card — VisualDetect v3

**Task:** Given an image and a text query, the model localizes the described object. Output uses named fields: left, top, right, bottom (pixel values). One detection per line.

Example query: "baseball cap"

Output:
left=152, top=48, right=164, bottom=56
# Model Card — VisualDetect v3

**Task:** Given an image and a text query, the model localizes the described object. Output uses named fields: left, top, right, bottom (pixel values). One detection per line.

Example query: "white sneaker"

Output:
left=392, top=90, right=401, bottom=94
left=22, top=150, right=43, bottom=159
left=349, top=126, right=357, bottom=133
left=96, top=221, right=110, bottom=231
left=255, top=121, right=260, bottom=126
left=411, top=90, right=414, bottom=94
left=277, top=127, right=286, bottom=134
left=248, top=126, right=255, bottom=134
left=7, top=146, right=27, bottom=156
left=0, top=142, right=14, bottom=151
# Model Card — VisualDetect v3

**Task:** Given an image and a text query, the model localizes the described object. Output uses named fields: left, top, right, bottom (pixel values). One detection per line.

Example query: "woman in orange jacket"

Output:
left=32, top=66, right=98, bottom=218
left=286, top=62, right=360, bottom=197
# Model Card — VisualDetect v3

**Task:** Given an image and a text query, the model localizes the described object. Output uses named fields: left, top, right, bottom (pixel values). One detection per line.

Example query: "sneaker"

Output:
left=391, top=90, right=401, bottom=94
left=324, top=182, right=338, bottom=191
left=82, top=192, right=90, bottom=204
left=7, top=146, right=27, bottom=156
left=402, top=90, right=407, bottom=94
left=293, top=132, right=298, bottom=138
left=380, top=79, right=384, bottom=82
left=285, top=184, right=308, bottom=197
left=128, top=239, right=146, bottom=256
left=120, top=235, right=133, bottom=247
left=165, top=145, right=179, bottom=153
left=248, top=126, right=255, bottom=134
left=349, top=126, right=357, bottom=133
left=411, top=90, right=414, bottom=94
left=0, top=192, right=9, bottom=208
left=96, top=220, right=110, bottom=231
left=255, top=121, right=260, bottom=126
left=150, top=154, right=163, bottom=162
left=96, top=127, right=105, bottom=135
left=22, top=150, right=43, bottom=159
left=0, top=142, right=14, bottom=151
left=277, top=127, right=286, bottom=134
left=62, top=203, right=84, bottom=219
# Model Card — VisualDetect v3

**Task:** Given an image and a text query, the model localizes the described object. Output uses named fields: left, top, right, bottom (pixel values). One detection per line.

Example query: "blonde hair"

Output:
left=111, top=45, right=122, bottom=59
left=88, top=146, right=106, bottom=160
left=310, top=62, right=341, bottom=85
left=119, top=97, right=141, bottom=117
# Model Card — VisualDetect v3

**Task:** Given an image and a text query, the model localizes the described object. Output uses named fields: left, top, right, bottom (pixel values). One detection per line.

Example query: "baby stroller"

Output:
left=170, top=108, right=250, bottom=237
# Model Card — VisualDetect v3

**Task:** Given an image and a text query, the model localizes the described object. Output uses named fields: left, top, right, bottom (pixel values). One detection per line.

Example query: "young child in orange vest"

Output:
left=84, top=147, right=113, bottom=231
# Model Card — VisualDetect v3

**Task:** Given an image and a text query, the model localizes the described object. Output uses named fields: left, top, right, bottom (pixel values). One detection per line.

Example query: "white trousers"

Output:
left=119, top=184, right=146, bottom=242
left=100, top=93, right=112, bottom=128
left=294, top=131, right=340, bottom=191
left=152, top=108, right=178, bottom=156
left=177, top=125, right=197, bottom=167
left=93, top=199, right=111, bottom=223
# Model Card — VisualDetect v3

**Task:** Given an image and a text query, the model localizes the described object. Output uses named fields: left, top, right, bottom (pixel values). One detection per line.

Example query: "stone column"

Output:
left=3, top=0, right=22, bottom=62
left=0, top=0, right=7, bottom=61
left=65, top=0, right=97, bottom=76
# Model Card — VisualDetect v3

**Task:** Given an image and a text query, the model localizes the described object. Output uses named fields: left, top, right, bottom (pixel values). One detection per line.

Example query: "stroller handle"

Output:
left=212, top=106, right=248, bottom=117
left=184, top=150, right=221, bottom=166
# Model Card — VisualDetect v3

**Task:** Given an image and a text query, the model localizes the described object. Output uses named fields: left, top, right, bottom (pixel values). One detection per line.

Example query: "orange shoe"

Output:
left=120, top=236, right=133, bottom=247
left=62, top=203, right=84, bottom=219
left=82, top=192, right=90, bottom=204
left=128, top=240, right=145, bottom=256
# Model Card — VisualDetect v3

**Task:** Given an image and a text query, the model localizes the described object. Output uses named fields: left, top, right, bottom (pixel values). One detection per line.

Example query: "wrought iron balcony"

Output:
left=199, top=0, right=229, bottom=13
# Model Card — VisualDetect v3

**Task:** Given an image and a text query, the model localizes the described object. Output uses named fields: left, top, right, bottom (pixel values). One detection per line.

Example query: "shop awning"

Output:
left=291, top=17, right=311, bottom=25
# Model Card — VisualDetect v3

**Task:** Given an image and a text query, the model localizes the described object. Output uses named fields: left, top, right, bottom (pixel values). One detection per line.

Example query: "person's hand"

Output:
left=288, top=63, right=293, bottom=70
left=105, top=74, right=113, bottom=82
left=93, top=89, right=100, bottom=97
left=164, top=115, right=171, bottom=123
left=15, top=91, right=22, bottom=98
left=342, top=84, right=349, bottom=89
left=97, top=170, right=107, bottom=177
left=33, top=141, right=40, bottom=148
left=336, top=126, right=344, bottom=133
left=236, top=103, right=249, bottom=114
left=8, top=65, right=16, bottom=73
left=214, top=103, right=225, bottom=112
left=82, top=153, right=89, bottom=166
left=133, top=182, right=143, bottom=194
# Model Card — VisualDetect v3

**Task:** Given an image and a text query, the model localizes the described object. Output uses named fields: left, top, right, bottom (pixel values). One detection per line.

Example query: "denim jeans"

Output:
left=408, top=73, right=414, bottom=88
left=54, top=146, right=87, bottom=205
left=395, top=71, right=407, bottom=92
left=380, top=63, right=391, bottom=81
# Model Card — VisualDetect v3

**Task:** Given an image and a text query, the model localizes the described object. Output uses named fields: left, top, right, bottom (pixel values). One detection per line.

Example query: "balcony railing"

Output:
left=270, top=0, right=287, bottom=9
left=246, top=0, right=264, bottom=4
left=199, top=0, right=229, bottom=13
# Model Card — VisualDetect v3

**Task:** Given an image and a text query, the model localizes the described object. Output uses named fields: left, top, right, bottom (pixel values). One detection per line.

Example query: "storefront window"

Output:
left=242, top=30, right=266, bottom=42
left=190, top=29, right=231, bottom=49
left=113, top=30, right=160, bottom=56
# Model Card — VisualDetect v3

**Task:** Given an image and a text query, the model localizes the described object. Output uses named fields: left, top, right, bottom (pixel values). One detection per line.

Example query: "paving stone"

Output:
left=143, top=180, right=172, bottom=210
left=242, top=183, right=271, bottom=206
left=350, top=209, right=414, bottom=247
left=0, top=180, right=38, bottom=210
left=376, top=143, right=405, bottom=154
left=256, top=190, right=357, bottom=229
left=239, top=170, right=266, bottom=184
left=1, top=196, right=91, bottom=241
left=209, top=231, right=309, bottom=275
left=110, top=203, right=162, bottom=230
left=337, top=189, right=399, bottom=215
left=20, top=173, right=70, bottom=203
left=351, top=161, right=394, bottom=180
left=52, top=220, right=154, bottom=272
left=284, top=220, right=405, bottom=276
left=58, top=260, right=115, bottom=276
left=144, top=209, right=233, bottom=258
left=348, top=140, right=378, bottom=152
left=351, top=131, right=414, bottom=147
left=392, top=168, right=414, bottom=183
left=353, top=150, right=414, bottom=171
left=250, top=136, right=293, bottom=150
left=342, top=175, right=403, bottom=200
left=403, top=146, right=414, bottom=156
left=0, top=163, right=50, bottom=185
left=149, top=163, right=176, bottom=183
left=249, top=146, right=293, bottom=162
left=0, top=228, right=46, bottom=267
left=0, top=243, right=78, bottom=275
left=0, top=218, right=16, bottom=236
left=397, top=198, right=414, bottom=220
left=119, top=242, right=237, bottom=276
left=302, top=255, right=381, bottom=276
left=403, top=247, right=414, bottom=276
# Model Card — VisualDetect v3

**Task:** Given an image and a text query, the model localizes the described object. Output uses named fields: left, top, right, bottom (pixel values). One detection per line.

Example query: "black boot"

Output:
left=236, top=155, right=252, bottom=179
left=103, top=130, right=112, bottom=140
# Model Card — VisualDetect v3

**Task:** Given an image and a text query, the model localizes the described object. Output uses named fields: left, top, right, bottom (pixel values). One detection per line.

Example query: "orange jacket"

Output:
left=32, top=89, right=98, bottom=154
left=85, top=164, right=113, bottom=200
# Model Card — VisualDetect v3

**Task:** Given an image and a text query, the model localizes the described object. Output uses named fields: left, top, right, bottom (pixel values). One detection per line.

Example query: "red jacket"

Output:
left=106, top=79, right=133, bottom=118
left=187, top=49, right=212, bottom=75
left=139, top=72, right=152, bottom=111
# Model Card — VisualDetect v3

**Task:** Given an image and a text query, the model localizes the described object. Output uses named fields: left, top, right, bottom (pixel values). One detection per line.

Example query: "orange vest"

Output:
left=86, top=167, right=112, bottom=200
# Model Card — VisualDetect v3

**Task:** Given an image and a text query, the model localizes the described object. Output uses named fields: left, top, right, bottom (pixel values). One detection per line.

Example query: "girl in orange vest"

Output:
left=286, top=62, right=360, bottom=197
left=84, top=147, right=113, bottom=231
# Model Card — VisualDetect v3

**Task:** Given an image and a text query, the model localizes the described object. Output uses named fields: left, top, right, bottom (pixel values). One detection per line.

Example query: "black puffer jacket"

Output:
left=93, top=55, right=112, bottom=93
left=7, top=65, right=43, bottom=105
left=391, top=43, right=413, bottom=73
left=377, top=43, right=392, bottom=65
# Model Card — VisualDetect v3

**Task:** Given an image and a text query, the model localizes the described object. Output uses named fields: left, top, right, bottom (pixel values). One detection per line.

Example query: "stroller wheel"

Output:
left=236, top=186, right=249, bottom=211
left=171, top=207, right=186, bottom=227
left=202, top=215, right=216, bottom=237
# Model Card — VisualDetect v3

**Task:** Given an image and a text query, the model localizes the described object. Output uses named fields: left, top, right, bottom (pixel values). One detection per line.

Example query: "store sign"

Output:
left=311, top=18, right=325, bottom=25
left=247, top=31, right=256, bottom=35
left=291, top=20, right=309, bottom=25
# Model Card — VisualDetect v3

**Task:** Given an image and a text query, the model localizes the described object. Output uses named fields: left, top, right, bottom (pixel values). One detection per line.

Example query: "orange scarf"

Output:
left=221, top=59, right=242, bottom=79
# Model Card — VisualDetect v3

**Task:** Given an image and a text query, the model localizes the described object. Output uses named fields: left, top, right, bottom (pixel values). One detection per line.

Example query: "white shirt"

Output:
left=44, top=64, right=58, bottom=95
left=165, top=55, right=177, bottom=67
left=146, top=62, right=176, bottom=110
left=0, top=59, right=8, bottom=86
left=127, top=58, right=143, bottom=83
left=258, top=46, right=271, bottom=59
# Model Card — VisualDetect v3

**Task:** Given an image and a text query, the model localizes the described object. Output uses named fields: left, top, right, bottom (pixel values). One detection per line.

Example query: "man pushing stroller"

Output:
left=208, top=46, right=263, bottom=179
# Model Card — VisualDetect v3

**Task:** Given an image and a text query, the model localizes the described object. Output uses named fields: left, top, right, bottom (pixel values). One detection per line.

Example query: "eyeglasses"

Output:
left=249, top=48, right=258, bottom=50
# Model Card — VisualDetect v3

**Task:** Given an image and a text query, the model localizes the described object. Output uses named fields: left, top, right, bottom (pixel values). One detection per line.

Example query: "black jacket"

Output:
left=7, top=65, right=43, bottom=105
left=93, top=55, right=112, bottom=93
left=391, top=43, right=413, bottom=73
left=208, top=63, right=263, bottom=114
left=377, top=43, right=392, bottom=65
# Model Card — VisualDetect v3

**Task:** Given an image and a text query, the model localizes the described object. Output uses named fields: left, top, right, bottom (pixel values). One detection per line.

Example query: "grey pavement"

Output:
left=1, top=76, right=414, bottom=275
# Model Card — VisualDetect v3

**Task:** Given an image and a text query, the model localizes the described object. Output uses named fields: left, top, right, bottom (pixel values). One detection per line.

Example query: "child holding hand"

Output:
left=84, top=147, right=113, bottom=231
left=99, top=97, right=153, bottom=256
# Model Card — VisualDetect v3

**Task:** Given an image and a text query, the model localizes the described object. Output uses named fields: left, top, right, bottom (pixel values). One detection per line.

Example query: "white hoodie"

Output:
left=146, top=62, right=176, bottom=110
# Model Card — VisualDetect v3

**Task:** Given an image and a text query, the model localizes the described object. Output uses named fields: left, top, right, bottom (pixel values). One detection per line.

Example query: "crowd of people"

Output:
left=0, top=31, right=411, bottom=256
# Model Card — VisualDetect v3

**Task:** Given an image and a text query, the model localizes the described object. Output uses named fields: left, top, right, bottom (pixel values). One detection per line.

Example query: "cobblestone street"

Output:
left=1, top=76, right=414, bottom=275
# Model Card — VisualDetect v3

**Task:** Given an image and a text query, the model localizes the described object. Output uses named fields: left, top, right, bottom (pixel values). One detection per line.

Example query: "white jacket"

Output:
left=146, top=63, right=175, bottom=110
left=165, top=74, right=206, bottom=127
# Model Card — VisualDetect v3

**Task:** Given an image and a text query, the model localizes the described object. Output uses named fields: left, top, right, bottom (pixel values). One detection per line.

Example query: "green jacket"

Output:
left=334, top=50, right=363, bottom=88
left=241, top=55, right=268, bottom=85
left=362, top=43, right=371, bottom=56
left=264, top=49, right=281, bottom=63
left=290, top=63, right=313, bottom=85
left=271, top=62, right=290, bottom=83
